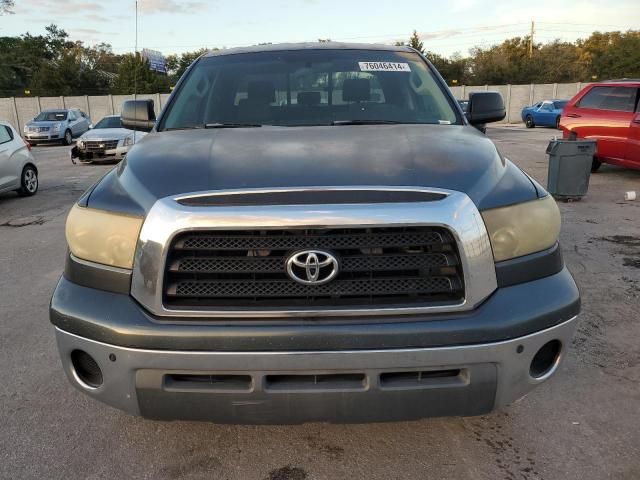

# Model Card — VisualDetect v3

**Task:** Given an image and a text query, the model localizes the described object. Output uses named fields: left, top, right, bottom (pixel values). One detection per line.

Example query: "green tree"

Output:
left=0, top=0, right=14, bottom=15
left=577, top=31, right=640, bottom=80
left=407, top=30, right=424, bottom=54
left=426, top=51, right=468, bottom=85
left=467, top=36, right=539, bottom=84
left=111, top=53, right=171, bottom=94
left=30, top=42, right=115, bottom=96
left=0, top=24, right=72, bottom=96
left=165, top=48, right=208, bottom=83
left=535, top=40, right=587, bottom=83
left=2, top=24, right=640, bottom=97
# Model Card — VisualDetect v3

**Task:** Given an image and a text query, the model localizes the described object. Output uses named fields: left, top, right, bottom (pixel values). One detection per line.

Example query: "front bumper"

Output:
left=55, top=316, right=577, bottom=423
left=51, top=264, right=580, bottom=423
left=71, top=145, right=127, bottom=162
left=25, top=132, right=61, bottom=142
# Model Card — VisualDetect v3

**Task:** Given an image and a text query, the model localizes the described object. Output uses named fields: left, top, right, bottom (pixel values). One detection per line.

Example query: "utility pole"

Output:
left=134, top=0, right=138, bottom=142
left=134, top=0, right=138, bottom=102
left=529, top=20, right=535, bottom=58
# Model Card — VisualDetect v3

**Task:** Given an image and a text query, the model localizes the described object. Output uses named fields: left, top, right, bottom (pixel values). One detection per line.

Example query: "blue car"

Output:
left=521, top=99, right=567, bottom=129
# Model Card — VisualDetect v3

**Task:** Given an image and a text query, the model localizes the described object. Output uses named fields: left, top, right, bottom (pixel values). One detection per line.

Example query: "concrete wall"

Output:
left=448, top=82, right=586, bottom=124
left=1, top=84, right=584, bottom=132
left=4, top=93, right=174, bottom=135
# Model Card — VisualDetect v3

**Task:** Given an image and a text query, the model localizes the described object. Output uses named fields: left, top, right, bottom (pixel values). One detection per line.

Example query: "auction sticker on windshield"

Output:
left=358, top=62, right=411, bottom=72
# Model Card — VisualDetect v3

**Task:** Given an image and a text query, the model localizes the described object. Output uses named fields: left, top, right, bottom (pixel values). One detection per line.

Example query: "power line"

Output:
left=536, top=21, right=635, bottom=28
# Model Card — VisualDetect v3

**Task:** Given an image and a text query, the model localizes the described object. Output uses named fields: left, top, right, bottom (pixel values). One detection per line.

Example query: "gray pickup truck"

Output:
left=50, top=43, right=579, bottom=423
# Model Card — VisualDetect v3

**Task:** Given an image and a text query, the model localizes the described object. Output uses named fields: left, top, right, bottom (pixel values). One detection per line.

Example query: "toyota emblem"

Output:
left=285, top=250, right=339, bottom=285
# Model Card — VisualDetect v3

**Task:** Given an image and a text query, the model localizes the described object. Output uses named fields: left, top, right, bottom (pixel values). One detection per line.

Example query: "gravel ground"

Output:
left=0, top=127, right=639, bottom=480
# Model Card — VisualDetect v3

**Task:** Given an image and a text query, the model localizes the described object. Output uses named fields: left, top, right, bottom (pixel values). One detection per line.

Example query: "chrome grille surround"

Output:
left=130, top=186, right=497, bottom=318
left=84, top=140, right=119, bottom=152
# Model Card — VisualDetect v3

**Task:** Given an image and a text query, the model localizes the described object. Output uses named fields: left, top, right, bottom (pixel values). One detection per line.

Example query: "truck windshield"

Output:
left=160, top=49, right=460, bottom=130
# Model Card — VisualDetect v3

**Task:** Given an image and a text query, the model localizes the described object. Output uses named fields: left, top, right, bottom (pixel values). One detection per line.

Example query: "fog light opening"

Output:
left=529, top=340, right=562, bottom=379
left=70, top=350, right=103, bottom=389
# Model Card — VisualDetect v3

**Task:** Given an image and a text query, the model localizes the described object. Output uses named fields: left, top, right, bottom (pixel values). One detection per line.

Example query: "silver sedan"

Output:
left=70, top=115, right=146, bottom=164
left=24, top=108, right=92, bottom=145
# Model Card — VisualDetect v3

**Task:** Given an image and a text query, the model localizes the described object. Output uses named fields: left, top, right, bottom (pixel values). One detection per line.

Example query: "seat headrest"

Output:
left=297, top=91, right=322, bottom=106
left=247, top=81, right=275, bottom=103
left=342, top=78, right=371, bottom=102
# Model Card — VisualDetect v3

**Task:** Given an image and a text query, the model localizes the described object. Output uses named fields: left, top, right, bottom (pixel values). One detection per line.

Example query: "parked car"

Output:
left=51, top=43, right=579, bottom=424
left=521, top=99, right=568, bottom=129
left=560, top=80, right=640, bottom=171
left=71, top=115, right=146, bottom=164
left=0, top=121, right=38, bottom=196
left=24, top=108, right=92, bottom=146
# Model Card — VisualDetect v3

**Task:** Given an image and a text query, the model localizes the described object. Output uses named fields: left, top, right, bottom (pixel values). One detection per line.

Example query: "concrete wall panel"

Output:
left=15, top=97, right=39, bottom=132
left=0, top=83, right=600, bottom=132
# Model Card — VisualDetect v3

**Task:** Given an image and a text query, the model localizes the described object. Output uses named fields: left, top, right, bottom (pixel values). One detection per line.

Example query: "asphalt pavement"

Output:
left=1, top=127, right=639, bottom=480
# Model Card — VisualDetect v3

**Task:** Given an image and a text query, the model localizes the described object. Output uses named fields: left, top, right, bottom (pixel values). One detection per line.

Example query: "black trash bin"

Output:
left=546, top=139, right=597, bottom=201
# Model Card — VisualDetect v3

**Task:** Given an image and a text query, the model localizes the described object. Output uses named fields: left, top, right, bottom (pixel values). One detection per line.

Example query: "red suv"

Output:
left=560, top=80, right=640, bottom=171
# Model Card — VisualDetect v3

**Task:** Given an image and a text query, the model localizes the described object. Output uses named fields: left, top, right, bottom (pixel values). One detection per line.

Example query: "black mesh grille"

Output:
left=175, top=231, right=444, bottom=251
left=169, top=253, right=455, bottom=274
left=171, top=277, right=455, bottom=298
left=163, top=227, right=465, bottom=310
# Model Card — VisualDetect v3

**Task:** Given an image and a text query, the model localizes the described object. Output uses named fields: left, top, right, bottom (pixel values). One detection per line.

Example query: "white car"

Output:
left=0, top=121, right=38, bottom=197
left=70, top=115, right=146, bottom=164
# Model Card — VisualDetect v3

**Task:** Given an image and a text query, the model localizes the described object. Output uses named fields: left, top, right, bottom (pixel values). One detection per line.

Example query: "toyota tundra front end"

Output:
left=50, top=43, right=579, bottom=423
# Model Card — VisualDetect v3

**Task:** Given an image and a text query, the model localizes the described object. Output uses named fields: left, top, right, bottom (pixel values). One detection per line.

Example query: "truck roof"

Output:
left=204, top=42, right=414, bottom=57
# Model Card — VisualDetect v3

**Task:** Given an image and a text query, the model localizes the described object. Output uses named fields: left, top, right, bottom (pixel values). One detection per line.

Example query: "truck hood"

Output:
left=88, top=124, right=539, bottom=215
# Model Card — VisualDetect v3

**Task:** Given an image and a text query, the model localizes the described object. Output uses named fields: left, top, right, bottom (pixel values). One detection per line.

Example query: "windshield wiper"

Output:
left=331, top=120, right=406, bottom=126
left=205, top=123, right=262, bottom=129
left=164, top=126, right=205, bottom=131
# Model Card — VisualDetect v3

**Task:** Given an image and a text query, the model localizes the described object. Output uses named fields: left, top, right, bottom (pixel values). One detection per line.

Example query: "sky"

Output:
left=2, top=0, right=639, bottom=57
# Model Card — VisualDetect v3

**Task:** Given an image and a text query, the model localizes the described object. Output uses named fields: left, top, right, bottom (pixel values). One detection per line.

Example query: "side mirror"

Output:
left=466, top=91, right=506, bottom=125
left=121, top=99, right=156, bottom=132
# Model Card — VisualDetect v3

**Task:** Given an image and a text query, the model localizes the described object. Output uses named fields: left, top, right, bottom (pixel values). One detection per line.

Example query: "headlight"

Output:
left=65, top=204, right=144, bottom=269
left=77, top=140, right=84, bottom=149
left=123, top=134, right=134, bottom=146
left=23, top=125, right=29, bottom=133
left=481, top=195, right=560, bottom=262
left=51, top=122, right=62, bottom=132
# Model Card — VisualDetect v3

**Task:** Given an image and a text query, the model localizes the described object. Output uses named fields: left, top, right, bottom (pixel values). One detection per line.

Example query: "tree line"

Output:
left=400, top=29, right=640, bottom=85
left=1, top=25, right=638, bottom=98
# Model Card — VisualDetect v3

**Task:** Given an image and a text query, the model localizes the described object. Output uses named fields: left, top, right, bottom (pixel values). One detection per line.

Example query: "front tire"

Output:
left=63, top=129, right=73, bottom=146
left=17, top=165, right=38, bottom=196
left=555, top=116, right=561, bottom=129
left=591, top=158, right=602, bottom=173
left=525, top=115, right=535, bottom=128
